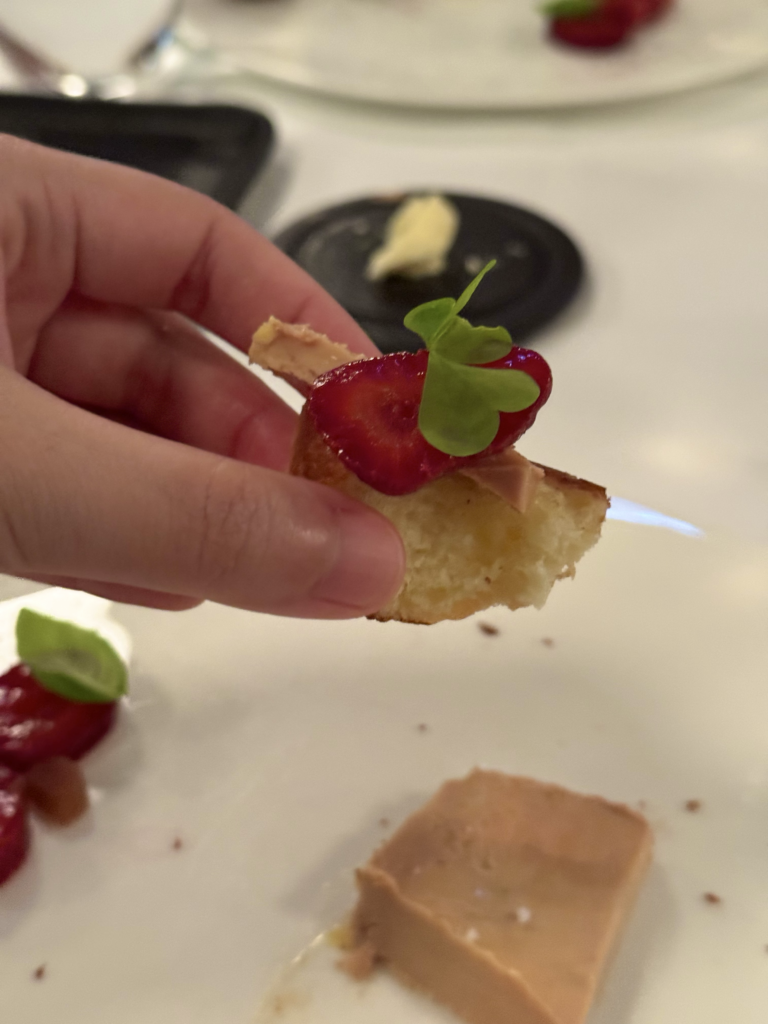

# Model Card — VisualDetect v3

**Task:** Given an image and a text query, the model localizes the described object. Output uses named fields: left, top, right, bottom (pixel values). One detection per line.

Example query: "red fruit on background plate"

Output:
left=0, top=764, right=29, bottom=885
left=0, top=664, right=117, bottom=772
left=306, top=348, right=552, bottom=496
left=630, top=0, right=673, bottom=23
left=550, top=0, right=635, bottom=48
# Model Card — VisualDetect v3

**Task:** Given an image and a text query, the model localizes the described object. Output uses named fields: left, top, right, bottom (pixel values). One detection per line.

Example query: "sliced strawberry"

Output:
left=550, top=0, right=636, bottom=48
left=0, top=764, right=29, bottom=886
left=0, top=663, right=117, bottom=772
left=306, top=348, right=552, bottom=496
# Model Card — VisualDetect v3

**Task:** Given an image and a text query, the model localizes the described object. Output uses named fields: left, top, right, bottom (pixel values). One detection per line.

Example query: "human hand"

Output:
left=0, top=136, right=404, bottom=617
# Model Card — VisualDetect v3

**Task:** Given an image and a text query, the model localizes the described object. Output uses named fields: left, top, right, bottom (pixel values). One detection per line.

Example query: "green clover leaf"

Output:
left=452, top=259, right=497, bottom=315
left=16, top=608, right=128, bottom=703
left=418, top=354, right=541, bottom=457
left=434, top=318, right=512, bottom=365
left=404, top=259, right=499, bottom=351
left=418, top=354, right=500, bottom=457
left=541, top=0, right=601, bottom=18
left=462, top=364, right=541, bottom=413
left=404, top=260, right=542, bottom=457
left=403, top=297, right=456, bottom=349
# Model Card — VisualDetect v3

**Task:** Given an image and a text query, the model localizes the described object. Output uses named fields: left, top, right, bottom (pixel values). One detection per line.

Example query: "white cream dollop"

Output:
left=366, top=194, right=460, bottom=282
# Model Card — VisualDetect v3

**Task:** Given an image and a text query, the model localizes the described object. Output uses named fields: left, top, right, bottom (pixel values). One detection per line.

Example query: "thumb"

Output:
left=0, top=373, right=405, bottom=618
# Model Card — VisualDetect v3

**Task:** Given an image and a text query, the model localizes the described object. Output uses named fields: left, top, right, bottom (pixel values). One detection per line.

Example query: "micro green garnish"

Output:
left=405, top=261, right=540, bottom=458
left=541, top=0, right=601, bottom=18
left=16, top=608, right=127, bottom=704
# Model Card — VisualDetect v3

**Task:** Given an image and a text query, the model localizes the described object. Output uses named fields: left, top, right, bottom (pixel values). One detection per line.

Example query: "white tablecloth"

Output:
left=1, top=8, right=767, bottom=551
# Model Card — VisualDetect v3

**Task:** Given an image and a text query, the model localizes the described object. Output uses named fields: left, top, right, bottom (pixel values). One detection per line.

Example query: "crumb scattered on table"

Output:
left=338, top=941, right=378, bottom=980
left=541, top=637, right=555, bottom=648
left=266, top=989, right=309, bottom=1015
left=636, top=800, right=648, bottom=811
left=172, top=836, right=184, bottom=851
left=684, top=799, right=702, bottom=812
left=416, top=723, right=429, bottom=733
left=703, top=892, right=722, bottom=905
left=326, top=922, right=354, bottom=950
left=379, top=817, right=390, bottom=828
left=478, top=623, right=499, bottom=637
left=33, top=965, right=46, bottom=981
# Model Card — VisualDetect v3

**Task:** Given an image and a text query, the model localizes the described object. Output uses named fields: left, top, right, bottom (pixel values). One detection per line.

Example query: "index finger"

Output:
left=15, top=137, right=379, bottom=357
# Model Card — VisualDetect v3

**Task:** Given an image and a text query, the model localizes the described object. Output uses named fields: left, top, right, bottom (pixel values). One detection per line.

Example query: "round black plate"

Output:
left=275, top=193, right=584, bottom=353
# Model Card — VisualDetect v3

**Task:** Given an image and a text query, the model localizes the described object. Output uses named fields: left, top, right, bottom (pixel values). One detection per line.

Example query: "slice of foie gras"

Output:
left=348, top=770, right=652, bottom=1024
left=249, top=318, right=541, bottom=512
left=249, top=316, right=365, bottom=395
left=461, top=451, right=544, bottom=515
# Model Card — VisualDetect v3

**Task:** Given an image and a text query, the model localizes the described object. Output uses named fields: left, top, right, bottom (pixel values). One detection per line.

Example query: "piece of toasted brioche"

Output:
left=291, top=411, right=608, bottom=624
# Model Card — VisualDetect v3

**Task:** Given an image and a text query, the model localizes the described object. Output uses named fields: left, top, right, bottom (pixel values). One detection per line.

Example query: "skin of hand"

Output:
left=0, top=135, right=405, bottom=617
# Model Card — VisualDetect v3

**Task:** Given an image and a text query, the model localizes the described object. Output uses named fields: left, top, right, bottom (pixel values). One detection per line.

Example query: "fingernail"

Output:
left=310, top=505, right=405, bottom=615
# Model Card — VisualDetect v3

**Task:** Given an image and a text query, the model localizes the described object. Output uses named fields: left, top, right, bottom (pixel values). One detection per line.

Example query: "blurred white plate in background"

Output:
left=186, top=0, right=768, bottom=109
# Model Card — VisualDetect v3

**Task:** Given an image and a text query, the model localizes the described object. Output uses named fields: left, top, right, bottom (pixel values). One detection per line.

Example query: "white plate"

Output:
left=187, top=0, right=768, bottom=110
left=1, top=517, right=767, bottom=1023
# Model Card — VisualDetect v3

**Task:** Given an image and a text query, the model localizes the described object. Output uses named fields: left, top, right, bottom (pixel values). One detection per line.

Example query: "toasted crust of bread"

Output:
left=291, top=411, right=608, bottom=624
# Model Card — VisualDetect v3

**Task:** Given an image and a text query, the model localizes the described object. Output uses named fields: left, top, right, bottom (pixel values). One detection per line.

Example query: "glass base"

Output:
left=0, top=14, right=211, bottom=101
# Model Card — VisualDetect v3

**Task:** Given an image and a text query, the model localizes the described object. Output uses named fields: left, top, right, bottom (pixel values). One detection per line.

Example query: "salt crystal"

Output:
left=516, top=906, right=532, bottom=924
left=465, top=927, right=480, bottom=942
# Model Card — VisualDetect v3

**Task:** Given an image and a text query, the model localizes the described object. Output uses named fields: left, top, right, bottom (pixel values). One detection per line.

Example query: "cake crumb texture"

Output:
left=291, top=412, right=608, bottom=624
